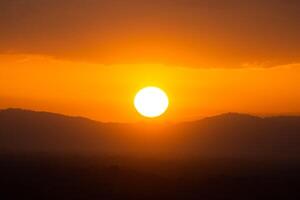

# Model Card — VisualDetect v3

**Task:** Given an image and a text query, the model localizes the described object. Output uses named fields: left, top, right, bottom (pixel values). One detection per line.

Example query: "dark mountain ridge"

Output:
left=1, top=108, right=300, bottom=160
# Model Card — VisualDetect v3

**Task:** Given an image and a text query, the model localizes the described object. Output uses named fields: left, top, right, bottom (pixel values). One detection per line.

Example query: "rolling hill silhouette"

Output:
left=0, top=108, right=300, bottom=160
left=1, top=108, right=300, bottom=199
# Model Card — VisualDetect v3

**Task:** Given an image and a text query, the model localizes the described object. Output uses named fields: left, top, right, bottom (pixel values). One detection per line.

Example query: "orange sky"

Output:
left=1, top=54, right=299, bottom=122
left=1, top=0, right=299, bottom=67
left=0, top=0, right=300, bottom=122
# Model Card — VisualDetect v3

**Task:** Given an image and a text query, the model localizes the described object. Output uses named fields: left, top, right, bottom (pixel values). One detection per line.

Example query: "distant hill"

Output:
left=0, top=108, right=132, bottom=155
left=174, top=113, right=300, bottom=159
left=0, top=109, right=300, bottom=160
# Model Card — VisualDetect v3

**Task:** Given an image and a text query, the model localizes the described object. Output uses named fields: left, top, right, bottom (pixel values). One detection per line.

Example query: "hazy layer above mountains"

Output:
left=0, top=108, right=299, bottom=161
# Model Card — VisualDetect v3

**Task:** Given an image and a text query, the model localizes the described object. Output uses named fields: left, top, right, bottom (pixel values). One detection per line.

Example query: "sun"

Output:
left=134, top=86, right=169, bottom=118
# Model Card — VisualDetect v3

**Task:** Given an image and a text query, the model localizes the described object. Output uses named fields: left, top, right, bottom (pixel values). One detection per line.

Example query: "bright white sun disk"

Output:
left=134, top=87, right=169, bottom=118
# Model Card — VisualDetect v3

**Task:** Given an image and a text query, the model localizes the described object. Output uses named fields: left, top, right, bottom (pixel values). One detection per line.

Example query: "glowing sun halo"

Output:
left=134, top=87, right=169, bottom=118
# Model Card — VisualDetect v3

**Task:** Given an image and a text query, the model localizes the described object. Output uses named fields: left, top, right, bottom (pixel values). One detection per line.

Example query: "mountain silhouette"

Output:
left=1, top=109, right=300, bottom=199
left=0, top=108, right=299, bottom=160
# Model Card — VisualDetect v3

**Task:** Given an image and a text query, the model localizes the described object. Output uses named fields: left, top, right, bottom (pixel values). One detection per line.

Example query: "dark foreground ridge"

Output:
left=0, top=108, right=300, bottom=199
left=1, top=108, right=300, bottom=159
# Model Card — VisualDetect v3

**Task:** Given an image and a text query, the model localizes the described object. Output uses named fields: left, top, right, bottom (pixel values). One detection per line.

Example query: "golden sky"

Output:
left=0, top=0, right=300, bottom=122
left=1, top=54, right=299, bottom=122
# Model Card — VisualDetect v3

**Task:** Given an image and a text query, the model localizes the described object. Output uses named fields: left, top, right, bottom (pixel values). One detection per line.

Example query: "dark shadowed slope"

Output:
left=0, top=108, right=134, bottom=154
left=1, top=109, right=300, bottom=200
left=174, top=113, right=300, bottom=160
left=0, top=108, right=300, bottom=160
